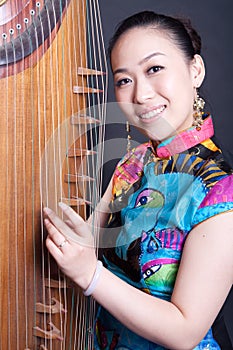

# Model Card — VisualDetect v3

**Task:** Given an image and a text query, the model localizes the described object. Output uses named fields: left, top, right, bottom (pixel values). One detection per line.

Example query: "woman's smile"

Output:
left=137, top=105, right=166, bottom=122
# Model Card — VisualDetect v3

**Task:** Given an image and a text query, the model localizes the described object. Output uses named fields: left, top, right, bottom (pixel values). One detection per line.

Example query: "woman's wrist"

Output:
left=83, top=260, right=103, bottom=296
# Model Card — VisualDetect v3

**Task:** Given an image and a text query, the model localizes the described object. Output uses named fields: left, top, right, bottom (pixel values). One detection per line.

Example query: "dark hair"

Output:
left=108, top=11, right=201, bottom=62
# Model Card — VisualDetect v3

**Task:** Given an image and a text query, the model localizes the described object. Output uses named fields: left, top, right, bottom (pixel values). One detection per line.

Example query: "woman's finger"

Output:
left=58, top=202, right=89, bottom=238
left=44, top=220, right=66, bottom=262
left=44, top=218, right=68, bottom=249
left=46, top=236, right=63, bottom=259
left=64, top=219, right=75, bottom=230
left=43, top=206, right=93, bottom=247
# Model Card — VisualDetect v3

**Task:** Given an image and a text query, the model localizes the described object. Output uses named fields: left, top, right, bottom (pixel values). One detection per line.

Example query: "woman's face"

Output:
left=111, top=27, right=205, bottom=141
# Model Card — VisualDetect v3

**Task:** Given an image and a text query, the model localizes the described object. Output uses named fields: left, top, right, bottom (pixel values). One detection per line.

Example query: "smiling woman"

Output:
left=44, top=10, right=233, bottom=350
left=111, top=26, right=205, bottom=141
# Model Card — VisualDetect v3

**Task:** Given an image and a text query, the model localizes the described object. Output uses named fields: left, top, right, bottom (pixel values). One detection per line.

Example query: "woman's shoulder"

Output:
left=193, top=173, right=233, bottom=227
left=200, top=173, right=233, bottom=207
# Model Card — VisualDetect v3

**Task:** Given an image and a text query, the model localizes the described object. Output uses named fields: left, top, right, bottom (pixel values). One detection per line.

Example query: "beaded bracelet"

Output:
left=83, top=260, right=103, bottom=296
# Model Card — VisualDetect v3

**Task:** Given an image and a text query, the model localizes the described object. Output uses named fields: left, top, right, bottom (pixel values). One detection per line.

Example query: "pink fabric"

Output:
left=157, top=116, right=214, bottom=158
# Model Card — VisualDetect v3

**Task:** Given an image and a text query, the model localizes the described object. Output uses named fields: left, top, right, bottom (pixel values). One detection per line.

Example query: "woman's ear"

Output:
left=191, top=54, right=206, bottom=88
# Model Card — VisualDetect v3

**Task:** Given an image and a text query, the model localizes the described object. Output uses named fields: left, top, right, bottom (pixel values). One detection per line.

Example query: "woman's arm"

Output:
left=44, top=206, right=233, bottom=350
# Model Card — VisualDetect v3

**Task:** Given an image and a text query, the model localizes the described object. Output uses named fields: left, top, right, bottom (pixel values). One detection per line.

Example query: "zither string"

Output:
left=40, top=0, right=108, bottom=349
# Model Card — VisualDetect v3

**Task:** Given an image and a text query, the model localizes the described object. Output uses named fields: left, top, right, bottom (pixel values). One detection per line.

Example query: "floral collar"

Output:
left=150, top=115, right=214, bottom=159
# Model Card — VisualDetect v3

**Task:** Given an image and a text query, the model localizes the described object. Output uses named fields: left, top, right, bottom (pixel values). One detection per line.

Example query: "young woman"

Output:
left=44, top=11, right=233, bottom=349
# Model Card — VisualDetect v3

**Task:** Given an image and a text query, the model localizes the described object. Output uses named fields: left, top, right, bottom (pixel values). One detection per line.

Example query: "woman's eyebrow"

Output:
left=113, top=52, right=165, bottom=76
left=113, top=68, right=127, bottom=76
left=139, top=52, right=165, bottom=65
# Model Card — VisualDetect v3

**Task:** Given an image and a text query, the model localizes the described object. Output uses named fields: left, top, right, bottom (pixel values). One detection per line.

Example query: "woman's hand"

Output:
left=43, top=202, right=98, bottom=291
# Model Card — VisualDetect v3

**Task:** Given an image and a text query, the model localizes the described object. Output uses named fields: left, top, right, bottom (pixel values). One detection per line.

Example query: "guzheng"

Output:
left=0, top=1, right=107, bottom=349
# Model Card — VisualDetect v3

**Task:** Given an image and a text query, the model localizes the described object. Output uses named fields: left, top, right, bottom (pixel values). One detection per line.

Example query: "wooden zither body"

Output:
left=0, top=1, right=107, bottom=349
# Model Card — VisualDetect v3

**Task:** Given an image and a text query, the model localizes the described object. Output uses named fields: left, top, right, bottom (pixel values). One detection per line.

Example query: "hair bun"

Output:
left=178, top=17, right=202, bottom=55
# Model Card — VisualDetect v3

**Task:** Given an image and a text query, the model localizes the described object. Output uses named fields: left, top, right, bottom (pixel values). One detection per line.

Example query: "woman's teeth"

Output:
left=139, top=106, right=165, bottom=119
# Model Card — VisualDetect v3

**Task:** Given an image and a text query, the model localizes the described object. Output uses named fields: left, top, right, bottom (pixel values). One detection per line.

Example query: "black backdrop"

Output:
left=98, top=0, right=233, bottom=346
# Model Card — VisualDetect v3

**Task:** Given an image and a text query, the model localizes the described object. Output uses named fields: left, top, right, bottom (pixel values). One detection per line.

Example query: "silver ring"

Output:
left=58, top=239, right=68, bottom=248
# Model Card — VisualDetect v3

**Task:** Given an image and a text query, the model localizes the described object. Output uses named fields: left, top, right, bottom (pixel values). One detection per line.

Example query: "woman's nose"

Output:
left=133, top=78, right=155, bottom=104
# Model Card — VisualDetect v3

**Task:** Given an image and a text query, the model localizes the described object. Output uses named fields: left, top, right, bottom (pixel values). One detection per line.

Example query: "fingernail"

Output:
left=59, top=202, right=68, bottom=210
left=43, top=207, right=52, bottom=214
left=44, top=218, right=50, bottom=225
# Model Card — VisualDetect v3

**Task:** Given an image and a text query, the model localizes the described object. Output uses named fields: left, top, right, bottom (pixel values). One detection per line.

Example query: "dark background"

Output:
left=98, top=0, right=233, bottom=346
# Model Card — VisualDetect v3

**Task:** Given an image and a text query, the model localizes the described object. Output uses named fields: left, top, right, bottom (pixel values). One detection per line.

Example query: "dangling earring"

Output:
left=193, top=92, right=205, bottom=131
left=126, top=121, right=132, bottom=152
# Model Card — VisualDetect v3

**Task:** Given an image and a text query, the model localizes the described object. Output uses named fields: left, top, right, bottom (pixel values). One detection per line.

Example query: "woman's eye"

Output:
left=147, top=66, right=163, bottom=74
left=115, top=78, right=131, bottom=87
